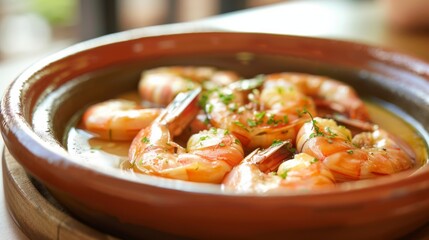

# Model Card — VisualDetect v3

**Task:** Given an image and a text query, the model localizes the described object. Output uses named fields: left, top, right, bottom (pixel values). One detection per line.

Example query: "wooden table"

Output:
left=1, top=0, right=429, bottom=239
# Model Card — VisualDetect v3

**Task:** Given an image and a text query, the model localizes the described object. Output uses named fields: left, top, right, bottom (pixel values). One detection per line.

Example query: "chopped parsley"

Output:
left=203, top=117, right=210, bottom=125
left=233, top=121, right=249, bottom=132
left=271, top=139, right=283, bottom=147
left=219, top=92, right=234, bottom=105
left=141, top=137, right=150, bottom=144
left=255, top=111, right=266, bottom=121
left=246, top=111, right=266, bottom=127
left=279, top=169, right=289, bottom=179
left=309, top=119, right=324, bottom=138
left=325, top=127, right=338, bottom=139
left=206, top=104, right=214, bottom=113
left=283, top=115, right=289, bottom=124
left=247, top=119, right=257, bottom=127
left=302, top=110, right=324, bottom=139
left=266, top=115, right=282, bottom=126
left=210, top=128, right=218, bottom=134
left=198, top=93, right=209, bottom=108
left=285, top=142, right=296, bottom=153
left=199, top=135, right=209, bottom=141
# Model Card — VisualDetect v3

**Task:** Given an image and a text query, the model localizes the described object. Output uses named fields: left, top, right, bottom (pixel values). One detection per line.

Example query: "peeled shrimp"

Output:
left=129, top=88, right=244, bottom=183
left=296, top=117, right=415, bottom=181
left=139, top=66, right=241, bottom=106
left=205, top=78, right=315, bottom=151
left=223, top=141, right=335, bottom=193
left=81, top=99, right=161, bottom=141
left=263, top=73, right=370, bottom=121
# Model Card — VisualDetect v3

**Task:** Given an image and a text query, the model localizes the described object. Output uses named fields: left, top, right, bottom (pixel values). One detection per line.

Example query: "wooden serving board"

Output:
left=3, top=146, right=429, bottom=240
left=2, top=148, right=116, bottom=240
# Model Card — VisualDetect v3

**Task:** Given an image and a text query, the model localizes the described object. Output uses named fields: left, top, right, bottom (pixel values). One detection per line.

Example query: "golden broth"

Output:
left=366, top=101, right=428, bottom=167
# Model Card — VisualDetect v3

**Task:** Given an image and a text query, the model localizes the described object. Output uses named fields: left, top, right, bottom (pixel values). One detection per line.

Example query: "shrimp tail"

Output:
left=314, top=99, right=370, bottom=122
left=332, top=114, right=375, bottom=135
left=156, top=87, right=202, bottom=136
left=245, top=141, right=295, bottom=173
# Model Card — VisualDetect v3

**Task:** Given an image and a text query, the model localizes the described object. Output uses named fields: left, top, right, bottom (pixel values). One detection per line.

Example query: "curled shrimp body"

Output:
left=82, top=99, right=161, bottom=141
left=206, top=80, right=314, bottom=151
left=263, top=73, right=370, bottom=121
left=175, top=110, right=212, bottom=146
left=129, top=89, right=244, bottom=183
left=296, top=117, right=415, bottom=181
left=223, top=142, right=335, bottom=193
left=139, top=66, right=240, bottom=106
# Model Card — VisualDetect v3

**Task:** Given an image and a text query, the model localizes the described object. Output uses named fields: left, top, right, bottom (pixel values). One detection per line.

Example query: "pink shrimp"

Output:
left=205, top=78, right=315, bottom=152
left=262, top=73, right=370, bottom=121
left=81, top=99, right=161, bottom=141
left=139, top=66, right=241, bottom=106
left=205, top=72, right=370, bottom=152
left=129, top=88, right=244, bottom=183
left=296, top=117, right=415, bottom=182
left=223, top=141, right=336, bottom=193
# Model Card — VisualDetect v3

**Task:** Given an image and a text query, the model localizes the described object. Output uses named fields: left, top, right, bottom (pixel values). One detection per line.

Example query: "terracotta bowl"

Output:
left=1, top=28, right=429, bottom=239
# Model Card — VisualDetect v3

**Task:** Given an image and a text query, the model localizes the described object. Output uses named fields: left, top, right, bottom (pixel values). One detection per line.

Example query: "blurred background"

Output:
left=0, top=0, right=285, bottom=61
left=0, top=0, right=289, bottom=95
left=0, top=0, right=428, bottom=94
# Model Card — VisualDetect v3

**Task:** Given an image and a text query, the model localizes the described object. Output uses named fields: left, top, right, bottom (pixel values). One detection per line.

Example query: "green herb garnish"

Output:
left=233, top=121, right=249, bottom=132
left=279, top=169, right=289, bottom=179
left=271, top=139, right=283, bottom=147
left=219, top=93, right=234, bottom=105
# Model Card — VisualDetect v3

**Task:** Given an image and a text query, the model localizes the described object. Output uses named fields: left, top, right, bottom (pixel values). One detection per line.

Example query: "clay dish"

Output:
left=1, top=28, right=429, bottom=239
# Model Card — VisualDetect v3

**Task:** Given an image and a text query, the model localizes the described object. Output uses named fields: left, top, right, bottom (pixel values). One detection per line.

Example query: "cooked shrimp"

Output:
left=175, top=110, right=211, bottom=146
left=296, top=117, right=415, bottom=182
left=223, top=141, right=335, bottom=193
left=139, top=66, right=241, bottom=106
left=81, top=99, right=161, bottom=141
left=205, top=79, right=314, bottom=151
left=129, top=88, right=244, bottom=183
left=263, top=73, right=370, bottom=121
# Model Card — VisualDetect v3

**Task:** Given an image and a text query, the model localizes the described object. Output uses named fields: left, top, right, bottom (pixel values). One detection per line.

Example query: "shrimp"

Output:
left=81, top=99, right=161, bottom=141
left=223, top=141, right=336, bottom=193
left=174, top=110, right=211, bottom=146
left=129, top=88, right=244, bottom=183
left=139, top=66, right=241, bottom=106
left=205, top=78, right=315, bottom=151
left=296, top=117, right=415, bottom=182
left=262, top=73, right=371, bottom=121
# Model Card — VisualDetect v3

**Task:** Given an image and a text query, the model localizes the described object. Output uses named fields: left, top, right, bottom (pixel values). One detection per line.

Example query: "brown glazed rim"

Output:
left=1, top=25, right=429, bottom=204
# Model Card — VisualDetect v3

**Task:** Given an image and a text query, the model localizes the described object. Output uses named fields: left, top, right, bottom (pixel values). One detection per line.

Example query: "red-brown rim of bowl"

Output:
left=1, top=25, right=429, bottom=204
